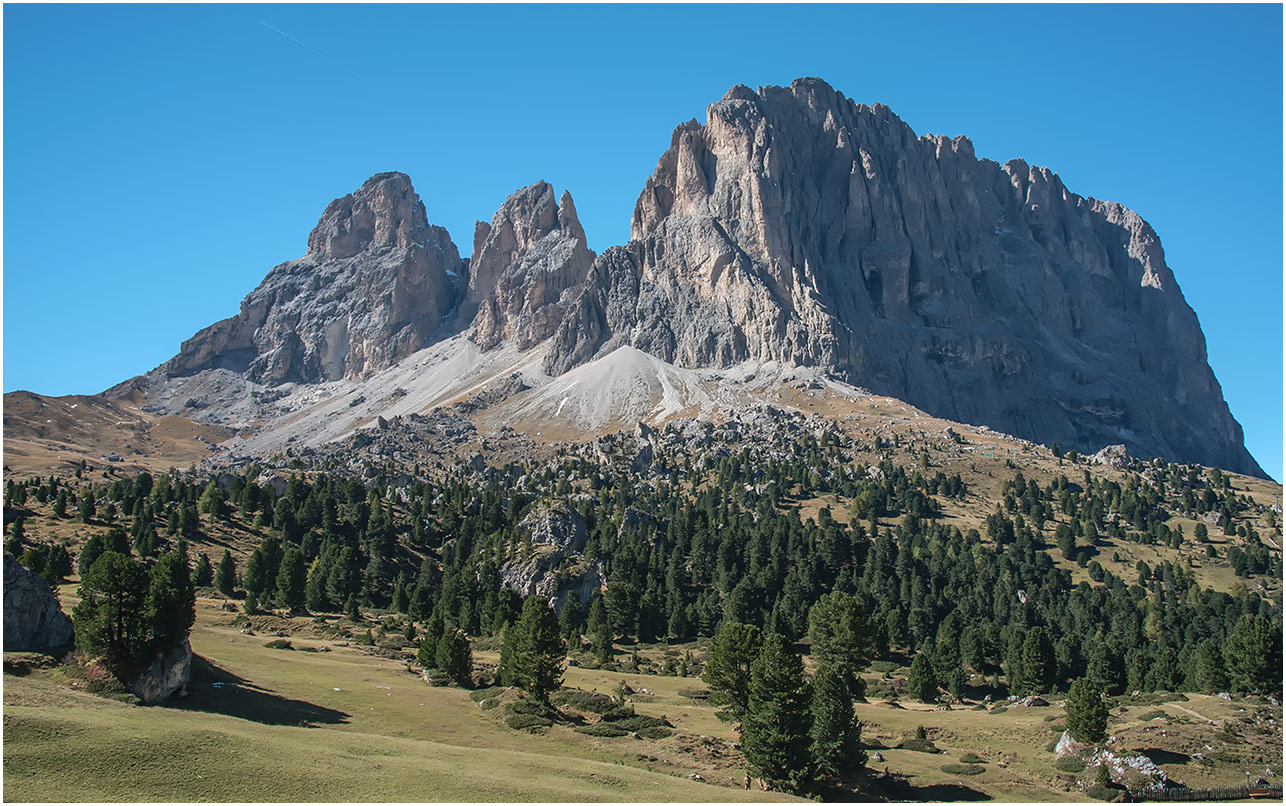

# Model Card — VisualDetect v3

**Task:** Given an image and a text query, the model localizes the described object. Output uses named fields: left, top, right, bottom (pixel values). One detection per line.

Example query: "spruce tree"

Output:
left=419, top=613, right=445, bottom=670
left=807, top=591, right=873, bottom=695
left=702, top=622, right=763, bottom=722
left=193, top=552, right=214, bottom=588
left=742, top=633, right=814, bottom=794
left=276, top=547, right=307, bottom=613
left=1223, top=614, right=1282, bottom=694
left=73, top=552, right=150, bottom=673
left=1065, top=676, right=1108, bottom=743
left=507, top=597, right=565, bottom=702
left=145, top=548, right=196, bottom=650
left=436, top=627, right=472, bottom=686
left=810, top=666, right=864, bottom=781
left=907, top=650, right=939, bottom=703
left=215, top=550, right=236, bottom=596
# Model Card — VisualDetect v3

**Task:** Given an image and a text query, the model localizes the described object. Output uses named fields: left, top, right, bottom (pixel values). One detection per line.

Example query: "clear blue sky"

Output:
left=4, top=4, right=1282, bottom=479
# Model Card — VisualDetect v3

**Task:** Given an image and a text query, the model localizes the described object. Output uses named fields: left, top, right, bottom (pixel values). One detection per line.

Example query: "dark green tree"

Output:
left=507, top=596, right=565, bottom=702
left=1065, top=676, right=1108, bottom=743
left=742, top=633, right=814, bottom=794
left=276, top=547, right=307, bottom=613
left=215, top=550, right=236, bottom=597
left=435, top=626, right=472, bottom=685
left=193, top=553, right=214, bottom=587
left=146, top=548, right=196, bottom=649
left=907, top=650, right=939, bottom=703
left=73, top=552, right=149, bottom=673
left=807, top=591, right=873, bottom=695
left=1223, top=614, right=1282, bottom=694
left=702, top=622, right=763, bottom=722
left=810, top=665, right=865, bottom=781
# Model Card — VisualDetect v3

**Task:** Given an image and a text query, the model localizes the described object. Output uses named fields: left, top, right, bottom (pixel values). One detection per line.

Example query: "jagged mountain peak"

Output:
left=124, top=78, right=1263, bottom=477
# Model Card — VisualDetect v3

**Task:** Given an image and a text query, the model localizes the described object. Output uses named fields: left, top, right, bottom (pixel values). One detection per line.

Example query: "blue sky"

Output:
left=4, top=4, right=1282, bottom=479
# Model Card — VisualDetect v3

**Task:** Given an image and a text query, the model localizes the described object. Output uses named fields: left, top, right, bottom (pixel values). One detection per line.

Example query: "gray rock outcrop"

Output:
left=163, top=172, right=465, bottom=385
left=547, top=78, right=1262, bottom=476
left=3, top=557, right=74, bottom=652
left=127, top=636, right=191, bottom=704
left=467, top=182, right=595, bottom=350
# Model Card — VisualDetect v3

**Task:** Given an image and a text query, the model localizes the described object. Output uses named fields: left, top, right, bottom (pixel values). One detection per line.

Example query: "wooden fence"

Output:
left=1129, top=784, right=1282, bottom=801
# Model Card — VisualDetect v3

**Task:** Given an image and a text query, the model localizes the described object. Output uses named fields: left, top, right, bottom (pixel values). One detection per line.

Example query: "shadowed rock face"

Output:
left=3, top=557, right=74, bottom=652
left=548, top=78, right=1262, bottom=477
left=164, top=172, right=465, bottom=384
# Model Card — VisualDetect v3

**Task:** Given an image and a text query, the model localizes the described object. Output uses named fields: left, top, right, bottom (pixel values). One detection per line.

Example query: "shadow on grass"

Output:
left=864, top=770, right=991, bottom=802
left=902, top=782, right=990, bottom=801
left=1141, top=748, right=1190, bottom=765
left=161, top=654, right=350, bottom=728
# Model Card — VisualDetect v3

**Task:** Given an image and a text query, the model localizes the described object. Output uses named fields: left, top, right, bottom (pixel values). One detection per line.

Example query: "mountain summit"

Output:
left=123, top=78, right=1263, bottom=477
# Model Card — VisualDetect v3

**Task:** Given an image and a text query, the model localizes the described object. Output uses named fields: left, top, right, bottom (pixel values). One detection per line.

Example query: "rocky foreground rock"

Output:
left=3, top=557, right=74, bottom=652
left=113, top=78, right=1264, bottom=477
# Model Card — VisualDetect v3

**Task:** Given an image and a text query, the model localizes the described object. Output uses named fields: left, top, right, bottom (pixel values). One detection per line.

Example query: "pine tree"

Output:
left=702, top=622, right=763, bottom=722
left=215, top=550, right=237, bottom=596
left=558, top=590, right=583, bottom=639
left=1065, top=676, right=1108, bottom=743
left=810, top=666, right=865, bottom=780
left=1192, top=639, right=1228, bottom=692
left=1021, top=627, right=1056, bottom=693
left=73, top=551, right=149, bottom=672
left=145, top=548, right=196, bottom=650
left=807, top=591, right=873, bottom=695
left=435, top=627, right=472, bottom=686
left=1223, top=614, right=1282, bottom=694
left=193, top=553, right=214, bottom=588
left=419, top=613, right=445, bottom=670
left=506, top=597, right=565, bottom=702
left=742, top=633, right=814, bottom=794
left=276, top=547, right=307, bottom=613
left=907, top=650, right=939, bottom=703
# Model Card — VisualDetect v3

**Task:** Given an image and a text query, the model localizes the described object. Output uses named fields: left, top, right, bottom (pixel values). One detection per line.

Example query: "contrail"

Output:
left=258, top=20, right=323, bottom=57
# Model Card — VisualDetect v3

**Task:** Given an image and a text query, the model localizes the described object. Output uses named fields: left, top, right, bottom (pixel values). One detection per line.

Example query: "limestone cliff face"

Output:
left=548, top=78, right=1261, bottom=477
left=466, top=182, right=595, bottom=350
left=165, top=172, right=464, bottom=384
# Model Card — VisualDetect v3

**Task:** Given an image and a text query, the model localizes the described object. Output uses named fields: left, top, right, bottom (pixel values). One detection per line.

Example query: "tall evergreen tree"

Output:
left=810, top=666, right=865, bottom=781
left=507, top=597, right=565, bottom=702
left=808, top=591, right=873, bottom=696
left=436, top=627, right=472, bottom=686
left=1223, top=614, right=1282, bottom=694
left=276, top=547, right=307, bottom=613
left=742, top=633, right=814, bottom=794
left=907, top=650, right=939, bottom=703
left=702, top=622, right=763, bottom=722
left=1065, top=677, right=1108, bottom=743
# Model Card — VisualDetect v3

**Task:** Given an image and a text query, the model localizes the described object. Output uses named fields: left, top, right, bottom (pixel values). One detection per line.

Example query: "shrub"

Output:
left=1044, top=736, right=1061, bottom=752
left=940, top=763, right=984, bottom=776
left=959, top=752, right=984, bottom=764
left=508, top=699, right=556, bottom=718
left=871, top=660, right=900, bottom=673
left=478, top=698, right=499, bottom=711
left=610, top=715, right=668, bottom=732
left=263, top=638, right=293, bottom=650
left=637, top=726, right=674, bottom=740
left=898, top=738, right=941, bottom=753
left=677, top=689, right=708, bottom=700
left=990, top=705, right=1008, bottom=714
left=550, top=689, right=615, bottom=713
left=1139, top=710, right=1167, bottom=721
left=505, top=713, right=552, bottom=731
left=575, top=723, right=629, bottom=738
left=469, top=686, right=505, bottom=702
left=1054, top=756, right=1086, bottom=773
left=1084, top=784, right=1116, bottom=801
left=424, top=669, right=451, bottom=687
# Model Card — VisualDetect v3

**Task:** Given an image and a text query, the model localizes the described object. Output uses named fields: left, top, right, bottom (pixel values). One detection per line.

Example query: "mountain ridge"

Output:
left=104, top=77, right=1264, bottom=478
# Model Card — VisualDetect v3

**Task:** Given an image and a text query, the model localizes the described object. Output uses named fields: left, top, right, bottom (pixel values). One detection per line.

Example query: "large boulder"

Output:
left=127, top=637, right=191, bottom=704
left=3, top=556, right=73, bottom=652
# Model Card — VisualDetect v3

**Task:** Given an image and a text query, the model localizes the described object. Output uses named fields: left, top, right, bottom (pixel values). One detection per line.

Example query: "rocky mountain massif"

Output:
left=108, top=78, right=1263, bottom=478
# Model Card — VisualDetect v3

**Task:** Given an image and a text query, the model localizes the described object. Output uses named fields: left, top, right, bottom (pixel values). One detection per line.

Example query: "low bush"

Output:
left=1054, top=756, right=1086, bottom=773
left=507, top=700, right=556, bottom=718
left=1044, top=736, right=1061, bottom=753
left=469, top=686, right=505, bottom=702
left=505, top=713, right=552, bottom=731
left=940, top=764, right=984, bottom=776
left=637, top=726, right=674, bottom=740
left=599, top=705, right=636, bottom=721
left=424, top=670, right=450, bottom=687
left=479, top=698, right=499, bottom=711
left=1139, top=709, right=1167, bottom=721
left=1083, top=784, right=1117, bottom=801
left=551, top=689, right=615, bottom=713
left=898, top=738, right=941, bottom=754
left=677, top=689, right=708, bottom=700
left=958, top=752, right=984, bottom=764
left=263, top=638, right=293, bottom=650
left=989, top=705, right=1008, bottom=715
left=575, top=723, right=629, bottom=738
left=610, top=715, right=668, bottom=732
left=871, top=660, right=900, bottom=674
